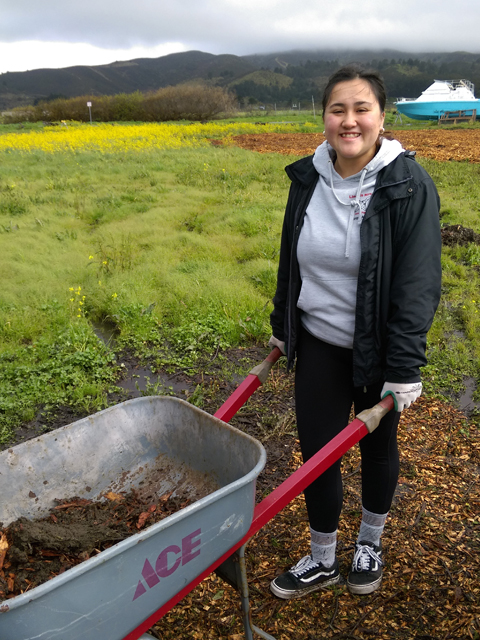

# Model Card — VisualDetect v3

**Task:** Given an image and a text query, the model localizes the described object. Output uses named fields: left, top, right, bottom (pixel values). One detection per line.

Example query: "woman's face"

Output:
left=323, top=79, right=385, bottom=177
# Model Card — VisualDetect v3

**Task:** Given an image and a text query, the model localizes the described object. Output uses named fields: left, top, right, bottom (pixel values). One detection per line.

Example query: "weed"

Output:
left=185, top=384, right=205, bottom=408
left=0, top=323, right=117, bottom=444
left=91, top=235, right=137, bottom=275
left=55, top=230, right=77, bottom=241
left=137, top=377, right=174, bottom=397
left=68, top=286, right=86, bottom=319
left=465, top=244, right=480, bottom=266
left=0, top=221, right=19, bottom=232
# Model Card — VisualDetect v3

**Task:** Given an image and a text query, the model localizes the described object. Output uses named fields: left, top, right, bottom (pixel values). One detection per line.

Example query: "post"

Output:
left=87, top=101, right=92, bottom=124
left=312, top=95, right=316, bottom=120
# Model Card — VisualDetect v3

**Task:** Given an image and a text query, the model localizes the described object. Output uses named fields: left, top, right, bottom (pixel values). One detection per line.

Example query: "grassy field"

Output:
left=1, top=120, right=480, bottom=444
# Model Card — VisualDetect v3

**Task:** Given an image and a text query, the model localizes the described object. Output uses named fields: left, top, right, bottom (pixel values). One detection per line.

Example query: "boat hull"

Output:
left=396, top=100, right=480, bottom=121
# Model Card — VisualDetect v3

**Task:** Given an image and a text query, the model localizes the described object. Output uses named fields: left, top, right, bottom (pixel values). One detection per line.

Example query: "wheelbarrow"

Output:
left=0, top=348, right=393, bottom=640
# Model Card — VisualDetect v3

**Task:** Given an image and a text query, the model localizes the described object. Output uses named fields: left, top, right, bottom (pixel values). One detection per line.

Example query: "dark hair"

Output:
left=322, top=64, right=387, bottom=115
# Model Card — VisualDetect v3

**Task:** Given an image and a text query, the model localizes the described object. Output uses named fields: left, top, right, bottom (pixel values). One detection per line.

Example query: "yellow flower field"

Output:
left=0, top=121, right=316, bottom=153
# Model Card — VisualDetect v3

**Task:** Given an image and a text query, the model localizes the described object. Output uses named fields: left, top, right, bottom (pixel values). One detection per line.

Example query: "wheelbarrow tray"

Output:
left=0, top=396, right=266, bottom=640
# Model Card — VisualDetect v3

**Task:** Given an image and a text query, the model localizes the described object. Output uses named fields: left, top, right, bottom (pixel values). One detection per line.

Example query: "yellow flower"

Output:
left=112, top=292, right=118, bottom=299
left=89, top=255, right=94, bottom=260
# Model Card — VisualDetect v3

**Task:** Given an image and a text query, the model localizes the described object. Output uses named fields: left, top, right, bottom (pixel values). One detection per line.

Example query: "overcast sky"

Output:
left=1, top=0, right=479, bottom=74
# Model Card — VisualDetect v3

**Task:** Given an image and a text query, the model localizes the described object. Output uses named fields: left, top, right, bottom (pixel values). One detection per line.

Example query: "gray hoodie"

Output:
left=297, top=137, right=405, bottom=348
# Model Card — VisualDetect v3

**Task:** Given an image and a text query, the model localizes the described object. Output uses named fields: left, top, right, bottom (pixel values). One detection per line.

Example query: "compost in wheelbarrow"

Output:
left=0, top=396, right=266, bottom=640
left=1, top=464, right=222, bottom=597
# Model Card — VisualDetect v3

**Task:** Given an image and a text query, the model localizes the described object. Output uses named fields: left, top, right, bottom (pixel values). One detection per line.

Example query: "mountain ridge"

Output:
left=2, top=48, right=480, bottom=111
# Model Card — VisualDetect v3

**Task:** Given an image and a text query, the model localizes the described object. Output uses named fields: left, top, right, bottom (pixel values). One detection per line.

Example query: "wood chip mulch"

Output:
left=151, top=390, right=480, bottom=640
left=228, top=129, right=480, bottom=163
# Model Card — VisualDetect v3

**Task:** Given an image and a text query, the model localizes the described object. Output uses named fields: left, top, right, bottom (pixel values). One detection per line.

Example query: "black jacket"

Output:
left=270, top=151, right=442, bottom=387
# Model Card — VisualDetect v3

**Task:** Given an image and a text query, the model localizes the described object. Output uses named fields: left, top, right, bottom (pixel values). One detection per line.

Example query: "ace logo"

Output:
left=133, top=528, right=202, bottom=600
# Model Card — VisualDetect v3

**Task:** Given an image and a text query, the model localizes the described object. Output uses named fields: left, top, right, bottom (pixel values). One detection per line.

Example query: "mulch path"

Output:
left=228, top=129, right=480, bottom=163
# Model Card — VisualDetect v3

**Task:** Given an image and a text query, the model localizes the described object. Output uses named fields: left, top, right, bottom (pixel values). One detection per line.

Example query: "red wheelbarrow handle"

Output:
left=123, top=392, right=394, bottom=640
left=213, top=346, right=283, bottom=423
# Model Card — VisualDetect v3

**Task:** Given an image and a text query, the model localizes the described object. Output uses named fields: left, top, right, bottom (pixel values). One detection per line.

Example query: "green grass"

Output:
left=0, top=143, right=295, bottom=441
left=1, top=124, right=480, bottom=442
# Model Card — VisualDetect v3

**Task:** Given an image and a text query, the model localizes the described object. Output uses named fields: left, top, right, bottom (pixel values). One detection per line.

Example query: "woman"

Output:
left=269, top=65, right=442, bottom=598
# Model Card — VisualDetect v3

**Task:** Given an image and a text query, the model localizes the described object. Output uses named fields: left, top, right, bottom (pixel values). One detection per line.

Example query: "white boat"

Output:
left=396, top=79, right=480, bottom=121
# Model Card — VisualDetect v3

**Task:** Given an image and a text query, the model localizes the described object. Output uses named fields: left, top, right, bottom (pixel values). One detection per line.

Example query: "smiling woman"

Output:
left=323, top=78, right=385, bottom=177
left=268, top=64, right=442, bottom=601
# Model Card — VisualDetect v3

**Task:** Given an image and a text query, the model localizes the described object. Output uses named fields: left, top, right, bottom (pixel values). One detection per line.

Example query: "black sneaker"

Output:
left=347, top=541, right=383, bottom=595
left=270, top=555, right=341, bottom=599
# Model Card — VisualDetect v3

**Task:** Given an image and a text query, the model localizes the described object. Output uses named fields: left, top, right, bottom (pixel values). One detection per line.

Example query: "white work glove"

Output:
left=268, top=335, right=286, bottom=355
left=381, top=381, right=422, bottom=412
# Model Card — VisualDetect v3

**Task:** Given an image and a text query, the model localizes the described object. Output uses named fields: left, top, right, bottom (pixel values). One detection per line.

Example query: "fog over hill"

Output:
left=2, top=48, right=480, bottom=111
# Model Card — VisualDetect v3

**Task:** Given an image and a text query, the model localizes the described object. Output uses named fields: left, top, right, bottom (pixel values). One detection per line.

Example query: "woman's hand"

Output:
left=381, top=382, right=422, bottom=411
left=268, top=335, right=286, bottom=355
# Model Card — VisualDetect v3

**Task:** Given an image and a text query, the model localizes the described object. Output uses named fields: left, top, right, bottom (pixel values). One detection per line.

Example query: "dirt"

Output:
left=228, top=128, right=480, bottom=163
left=440, top=224, right=480, bottom=247
left=0, top=477, right=219, bottom=599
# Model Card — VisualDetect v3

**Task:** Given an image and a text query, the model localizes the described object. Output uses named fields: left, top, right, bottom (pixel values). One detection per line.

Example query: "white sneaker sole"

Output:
left=270, top=573, right=342, bottom=600
left=347, top=575, right=382, bottom=595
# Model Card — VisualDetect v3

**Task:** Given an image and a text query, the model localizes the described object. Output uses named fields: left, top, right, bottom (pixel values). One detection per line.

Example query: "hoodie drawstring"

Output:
left=328, top=162, right=368, bottom=258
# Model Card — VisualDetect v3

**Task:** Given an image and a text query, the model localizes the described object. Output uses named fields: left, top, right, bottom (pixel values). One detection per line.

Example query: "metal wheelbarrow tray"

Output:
left=0, top=396, right=266, bottom=640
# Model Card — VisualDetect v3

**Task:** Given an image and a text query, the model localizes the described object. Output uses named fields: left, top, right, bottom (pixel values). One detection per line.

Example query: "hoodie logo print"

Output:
left=349, top=192, right=372, bottom=222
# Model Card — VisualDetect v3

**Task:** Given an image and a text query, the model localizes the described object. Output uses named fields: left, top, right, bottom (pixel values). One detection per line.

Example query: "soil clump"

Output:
left=440, top=223, right=480, bottom=246
left=0, top=488, right=204, bottom=600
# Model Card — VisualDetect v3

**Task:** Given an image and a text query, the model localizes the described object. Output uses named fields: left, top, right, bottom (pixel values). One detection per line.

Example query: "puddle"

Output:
left=91, top=320, right=197, bottom=399
left=458, top=376, right=480, bottom=416
left=92, top=320, right=118, bottom=347
left=117, top=365, right=196, bottom=399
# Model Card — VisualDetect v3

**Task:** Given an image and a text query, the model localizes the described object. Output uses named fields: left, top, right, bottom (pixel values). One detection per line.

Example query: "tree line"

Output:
left=235, top=56, right=480, bottom=107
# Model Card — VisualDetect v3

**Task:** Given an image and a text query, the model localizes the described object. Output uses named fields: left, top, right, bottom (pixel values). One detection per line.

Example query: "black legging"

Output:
left=295, top=325, right=400, bottom=533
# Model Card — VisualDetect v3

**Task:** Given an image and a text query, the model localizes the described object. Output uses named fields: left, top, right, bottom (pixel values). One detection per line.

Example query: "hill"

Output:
left=0, top=51, right=256, bottom=111
left=2, top=48, right=480, bottom=111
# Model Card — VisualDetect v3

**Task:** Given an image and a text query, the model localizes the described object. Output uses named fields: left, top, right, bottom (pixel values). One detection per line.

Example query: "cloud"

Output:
left=0, top=0, right=479, bottom=73
left=0, top=41, right=187, bottom=73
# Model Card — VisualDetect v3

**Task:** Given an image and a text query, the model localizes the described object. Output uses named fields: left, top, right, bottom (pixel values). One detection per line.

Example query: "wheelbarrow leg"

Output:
left=216, top=545, right=277, bottom=640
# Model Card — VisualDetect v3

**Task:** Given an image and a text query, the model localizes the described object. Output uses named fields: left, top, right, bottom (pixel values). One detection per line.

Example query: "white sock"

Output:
left=357, top=507, right=388, bottom=547
left=310, top=527, right=337, bottom=568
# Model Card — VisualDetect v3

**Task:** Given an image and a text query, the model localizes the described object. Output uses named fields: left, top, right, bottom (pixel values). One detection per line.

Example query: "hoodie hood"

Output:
left=312, top=137, right=405, bottom=258
left=312, top=137, right=405, bottom=180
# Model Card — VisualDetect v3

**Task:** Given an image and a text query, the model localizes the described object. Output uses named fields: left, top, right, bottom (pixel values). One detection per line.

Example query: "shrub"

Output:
left=3, top=84, right=237, bottom=124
